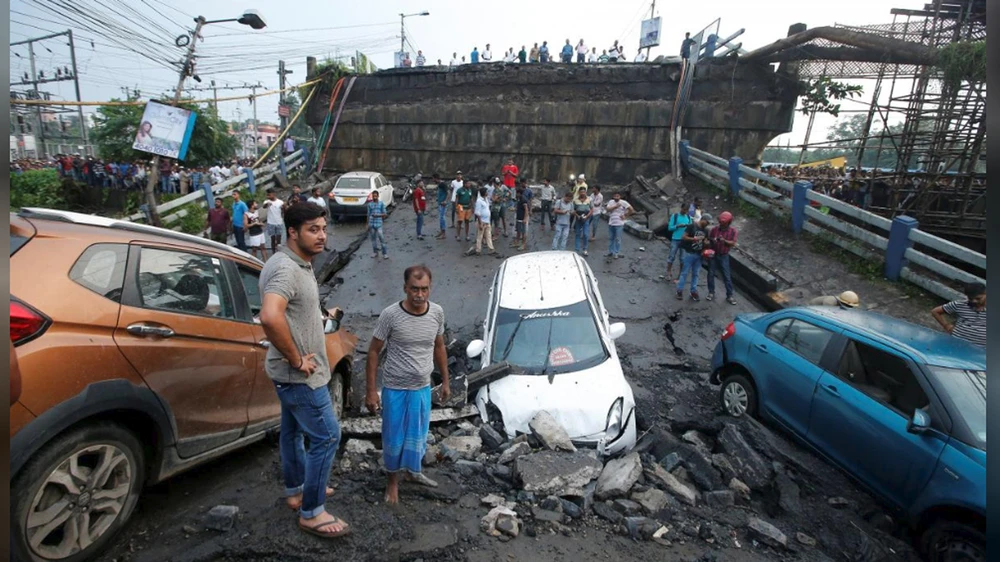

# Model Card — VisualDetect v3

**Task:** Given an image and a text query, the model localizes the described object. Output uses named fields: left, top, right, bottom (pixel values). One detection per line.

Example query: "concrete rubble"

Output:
left=528, top=410, right=577, bottom=452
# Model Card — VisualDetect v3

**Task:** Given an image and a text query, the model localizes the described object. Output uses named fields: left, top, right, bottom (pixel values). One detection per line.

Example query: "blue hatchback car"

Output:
left=710, top=306, right=985, bottom=562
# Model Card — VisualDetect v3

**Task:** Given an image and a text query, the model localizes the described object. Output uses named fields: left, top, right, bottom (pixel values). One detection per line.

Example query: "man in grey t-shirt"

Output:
left=551, top=190, right=575, bottom=251
left=366, top=264, right=450, bottom=504
left=260, top=203, right=350, bottom=539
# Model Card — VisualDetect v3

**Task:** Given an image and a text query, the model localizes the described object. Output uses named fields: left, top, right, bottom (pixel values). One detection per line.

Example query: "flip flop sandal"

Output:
left=299, top=517, right=351, bottom=539
left=287, top=487, right=335, bottom=510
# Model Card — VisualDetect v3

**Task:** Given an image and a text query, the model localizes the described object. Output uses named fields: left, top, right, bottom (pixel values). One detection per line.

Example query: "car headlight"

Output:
left=605, top=397, right=624, bottom=438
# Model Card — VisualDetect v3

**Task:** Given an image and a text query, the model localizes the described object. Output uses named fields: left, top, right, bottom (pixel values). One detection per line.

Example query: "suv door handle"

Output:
left=126, top=323, right=175, bottom=338
left=754, top=343, right=769, bottom=354
left=820, top=384, right=840, bottom=397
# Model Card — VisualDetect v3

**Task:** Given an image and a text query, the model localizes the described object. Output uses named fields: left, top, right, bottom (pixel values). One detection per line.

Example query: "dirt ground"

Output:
left=103, top=195, right=922, bottom=562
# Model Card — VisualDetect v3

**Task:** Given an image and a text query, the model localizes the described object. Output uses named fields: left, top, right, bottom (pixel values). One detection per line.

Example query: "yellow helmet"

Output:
left=837, top=291, right=860, bottom=308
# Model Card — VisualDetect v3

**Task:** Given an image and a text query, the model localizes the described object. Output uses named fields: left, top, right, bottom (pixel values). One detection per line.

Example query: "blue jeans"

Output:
left=552, top=223, right=570, bottom=250
left=416, top=212, right=424, bottom=237
left=574, top=218, right=590, bottom=253
left=608, top=225, right=623, bottom=255
left=273, top=382, right=341, bottom=518
left=438, top=203, right=447, bottom=232
left=708, top=253, right=734, bottom=298
left=676, top=250, right=702, bottom=294
left=590, top=214, right=601, bottom=238
left=159, top=175, right=170, bottom=193
left=667, top=239, right=684, bottom=266
left=369, top=226, right=387, bottom=255
left=233, top=227, right=247, bottom=251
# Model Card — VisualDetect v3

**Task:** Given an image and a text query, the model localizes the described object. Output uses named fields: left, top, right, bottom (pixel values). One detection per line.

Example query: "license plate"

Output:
left=342, top=197, right=359, bottom=202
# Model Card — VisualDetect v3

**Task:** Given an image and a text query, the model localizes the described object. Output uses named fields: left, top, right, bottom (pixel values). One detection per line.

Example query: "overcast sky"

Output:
left=10, top=0, right=913, bottom=148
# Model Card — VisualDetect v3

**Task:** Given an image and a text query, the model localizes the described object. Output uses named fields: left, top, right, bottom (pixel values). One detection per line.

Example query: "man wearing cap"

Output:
left=676, top=213, right=711, bottom=301
left=810, top=291, right=861, bottom=309
left=449, top=172, right=464, bottom=228
left=706, top=211, right=738, bottom=305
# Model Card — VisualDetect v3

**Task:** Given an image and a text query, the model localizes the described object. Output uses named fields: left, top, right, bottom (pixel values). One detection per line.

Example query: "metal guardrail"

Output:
left=126, top=149, right=308, bottom=226
left=678, top=140, right=986, bottom=302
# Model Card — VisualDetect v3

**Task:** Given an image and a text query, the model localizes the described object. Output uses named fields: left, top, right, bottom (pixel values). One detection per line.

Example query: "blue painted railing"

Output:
left=679, top=140, right=986, bottom=302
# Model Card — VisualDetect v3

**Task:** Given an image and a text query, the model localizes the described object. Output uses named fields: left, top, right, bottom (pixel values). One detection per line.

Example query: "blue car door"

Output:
left=807, top=333, right=948, bottom=508
left=747, top=316, right=837, bottom=437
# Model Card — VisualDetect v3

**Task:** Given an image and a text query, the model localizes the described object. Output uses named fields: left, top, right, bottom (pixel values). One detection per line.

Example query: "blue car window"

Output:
left=770, top=319, right=834, bottom=366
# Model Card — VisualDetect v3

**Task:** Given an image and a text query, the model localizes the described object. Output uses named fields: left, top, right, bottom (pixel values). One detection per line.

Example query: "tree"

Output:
left=799, top=76, right=864, bottom=117
left=90, top=96, right=240, bottom=167
left=282, top=92, right=314, bottom=145
left=824, top=114, right=903, bottom=169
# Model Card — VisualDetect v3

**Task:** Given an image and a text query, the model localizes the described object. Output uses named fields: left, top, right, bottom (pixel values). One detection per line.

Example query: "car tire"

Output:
left=12, top=422, right=145, bottom=562
left=329, top=374, right=346, bottom=420
left=720, top=373, right=757, bottom=418
left=921, top=520, right=985, bottom=562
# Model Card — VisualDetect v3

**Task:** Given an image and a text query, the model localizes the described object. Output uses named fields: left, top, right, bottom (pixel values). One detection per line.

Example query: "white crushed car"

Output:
left=466, top=251, right=637, bottom=455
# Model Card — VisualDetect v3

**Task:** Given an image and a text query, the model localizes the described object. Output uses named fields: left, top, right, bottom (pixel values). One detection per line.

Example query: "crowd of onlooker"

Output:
left=11, top=154, right=275, bottom=194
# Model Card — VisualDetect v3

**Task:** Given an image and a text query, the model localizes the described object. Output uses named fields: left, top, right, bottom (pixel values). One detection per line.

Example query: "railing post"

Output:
left=245, top=168, right=257, bottom=195
left=278, top=152, right=288, bottom=177
left=728, top=157, right=743, bottom=197
left=884, top=215, right=919, bottom=281
left=791, top=180, right=811, bottom=234
left=678, top=140, right=691, bottom=172
left=201, top=183, right=214, bottom=208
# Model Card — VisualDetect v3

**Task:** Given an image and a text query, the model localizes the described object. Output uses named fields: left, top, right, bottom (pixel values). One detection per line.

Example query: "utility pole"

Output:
left=277, top=60, right=293, bottom=136
left=250, top=82, right=261, bottom=157
left=400, top=14, right=406, bottom=56
left=143, top=16, right=207, bottom=227
left=67, top=30, right=88, bottom=150
left=211, top=80, right=218, bottom=112
left=645, top=1, right=656, bottom=61
left=27, top=41, right=46, bottom=158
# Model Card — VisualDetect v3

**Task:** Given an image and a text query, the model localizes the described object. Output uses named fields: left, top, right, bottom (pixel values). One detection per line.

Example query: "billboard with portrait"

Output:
left=640, top=17, right=662, bottom=49
left=132, top=100, right=197, bottom=160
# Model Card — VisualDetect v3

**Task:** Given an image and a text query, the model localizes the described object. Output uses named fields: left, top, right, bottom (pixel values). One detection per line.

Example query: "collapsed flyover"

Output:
left=306, top=59, right=799, bottom=184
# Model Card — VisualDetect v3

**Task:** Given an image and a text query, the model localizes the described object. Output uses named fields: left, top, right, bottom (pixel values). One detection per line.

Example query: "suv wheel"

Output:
left=12, top=422, right=144, bottom=562
left=720, top=373, right=757, bottom=418
left=922, top=520, right=985, bottom=562
left=329, top=374, right=346, bottom=420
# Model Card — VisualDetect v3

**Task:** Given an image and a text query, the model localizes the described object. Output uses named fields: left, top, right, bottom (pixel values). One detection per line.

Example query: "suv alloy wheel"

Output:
left=12, top=423, right=144, bottom=562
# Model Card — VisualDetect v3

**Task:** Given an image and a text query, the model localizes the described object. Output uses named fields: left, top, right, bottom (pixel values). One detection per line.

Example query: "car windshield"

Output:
left=491, top=301, right=608, bottom=374
left=336, top=177, right=371, bottom=190
left=929, top=366, right=986, bottom=448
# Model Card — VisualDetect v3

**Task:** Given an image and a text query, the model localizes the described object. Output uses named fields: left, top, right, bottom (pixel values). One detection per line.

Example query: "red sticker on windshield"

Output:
left=549, top=347, right=574, bottom=366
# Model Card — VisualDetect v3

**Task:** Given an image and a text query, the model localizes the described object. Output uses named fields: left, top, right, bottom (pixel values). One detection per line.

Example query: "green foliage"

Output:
left=91, top=97, right=240, bottom=167
left=799, top=76, right=864, bottom=117
left=306, top=58, right=352, bottom=96
left=175, top=202, right=208, bottom=235
left=937, top=40, right=986, bottom=92
left=282, top=92, right=315, bottom=145
left=763, top=113, right=905, bottom=169
left=11, top=169, right=65, bottom=209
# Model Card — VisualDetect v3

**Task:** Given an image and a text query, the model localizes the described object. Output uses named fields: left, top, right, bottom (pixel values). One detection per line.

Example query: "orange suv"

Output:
left=10, top=208, right=358, bottom=562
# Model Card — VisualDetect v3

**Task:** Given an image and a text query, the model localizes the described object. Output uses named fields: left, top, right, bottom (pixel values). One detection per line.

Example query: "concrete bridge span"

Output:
left=307, top=60, right=799, bottom=184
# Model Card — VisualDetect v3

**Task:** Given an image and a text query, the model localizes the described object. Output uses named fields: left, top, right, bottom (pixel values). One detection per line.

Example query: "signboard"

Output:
left=278, top=105, right=291, bottom=117
left=639, top=17, right=662, bottom=49
left=394, top=51, right=408, bottom=68
left=132, top=101, right=197, bottom=160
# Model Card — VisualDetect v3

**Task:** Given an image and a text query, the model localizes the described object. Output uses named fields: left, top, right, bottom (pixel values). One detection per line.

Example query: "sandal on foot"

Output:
left=299, top=517, right=351, bottom=539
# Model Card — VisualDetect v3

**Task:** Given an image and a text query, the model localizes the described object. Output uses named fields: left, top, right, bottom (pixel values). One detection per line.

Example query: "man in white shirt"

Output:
left=634, top=49, right=648, bottom=63
left=473, top=186, right=494, bottom=254
left=415, top=51, right=426, bottom=66
left=537, top=178, right=557, bottom=231
left=576, top=40, right=588, bottom=63
left=504, top=49, right=515, bottom=63
left=587, top=48, right=598, bottom=63
left=482, top=44, right=492, bottom=62
left=608, top=40, right=621, bottom=62
left=589, top=185, right=604, bottom=241
left=449, top=171, right=464, bottom=228
left=450, top=53, right=459, bottom=66
left=307, top=187, right=327, bottom=210
left=262, top=188, right=286, bottom=252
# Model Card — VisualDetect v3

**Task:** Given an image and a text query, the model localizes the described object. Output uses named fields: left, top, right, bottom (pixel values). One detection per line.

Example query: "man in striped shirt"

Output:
left=931, top=282, right=986, bottom=347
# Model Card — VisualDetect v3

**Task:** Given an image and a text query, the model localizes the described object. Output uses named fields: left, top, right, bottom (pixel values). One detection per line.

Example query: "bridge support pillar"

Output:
left=245, top=168, right=257, bottom=195
left=728, top=157, right=743, bottom=197
left=885, top=215, right=918, bottom=281
left=791, top=181, right=811, bottom=234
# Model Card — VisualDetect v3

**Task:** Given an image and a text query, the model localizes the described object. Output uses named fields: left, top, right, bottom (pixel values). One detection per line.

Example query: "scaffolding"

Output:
left=793, top=0, right=986, bottom=248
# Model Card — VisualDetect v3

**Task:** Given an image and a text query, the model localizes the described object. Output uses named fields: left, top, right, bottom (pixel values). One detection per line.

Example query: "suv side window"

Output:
left=136, top=247, right=235, bottom=319
left=768, top=318, right=834, bottom=365
left=70, top=243, right=129, bottom=302
left=837, top=339, right=929, bottom=417
left=237, top=266, right=262, bottom=320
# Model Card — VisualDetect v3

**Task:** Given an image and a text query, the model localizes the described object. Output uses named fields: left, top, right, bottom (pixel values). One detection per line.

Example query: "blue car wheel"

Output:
left=720, top=374, right=756, bottom=418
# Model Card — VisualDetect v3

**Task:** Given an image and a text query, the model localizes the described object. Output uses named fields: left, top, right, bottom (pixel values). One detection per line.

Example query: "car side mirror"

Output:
left=907, top=408, right=931, bottom=434
left=324, top=318, right=340, bottom=334
left=609, top=322, right=626, bottom=340
left=467, top=339, right=486, bottom=358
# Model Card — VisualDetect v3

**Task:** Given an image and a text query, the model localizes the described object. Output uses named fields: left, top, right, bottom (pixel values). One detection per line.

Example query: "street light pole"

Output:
left=398, top=11, right=429, bottom=66
left=142, top=16, right=206, bottom=227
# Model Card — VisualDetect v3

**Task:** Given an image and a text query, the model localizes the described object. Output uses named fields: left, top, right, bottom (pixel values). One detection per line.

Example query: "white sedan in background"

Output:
left=466, top=251, right=637, bottom=456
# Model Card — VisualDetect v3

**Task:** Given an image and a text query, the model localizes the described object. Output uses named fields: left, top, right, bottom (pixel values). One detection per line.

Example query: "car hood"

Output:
left=477, top=359, right=634, bottom=439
